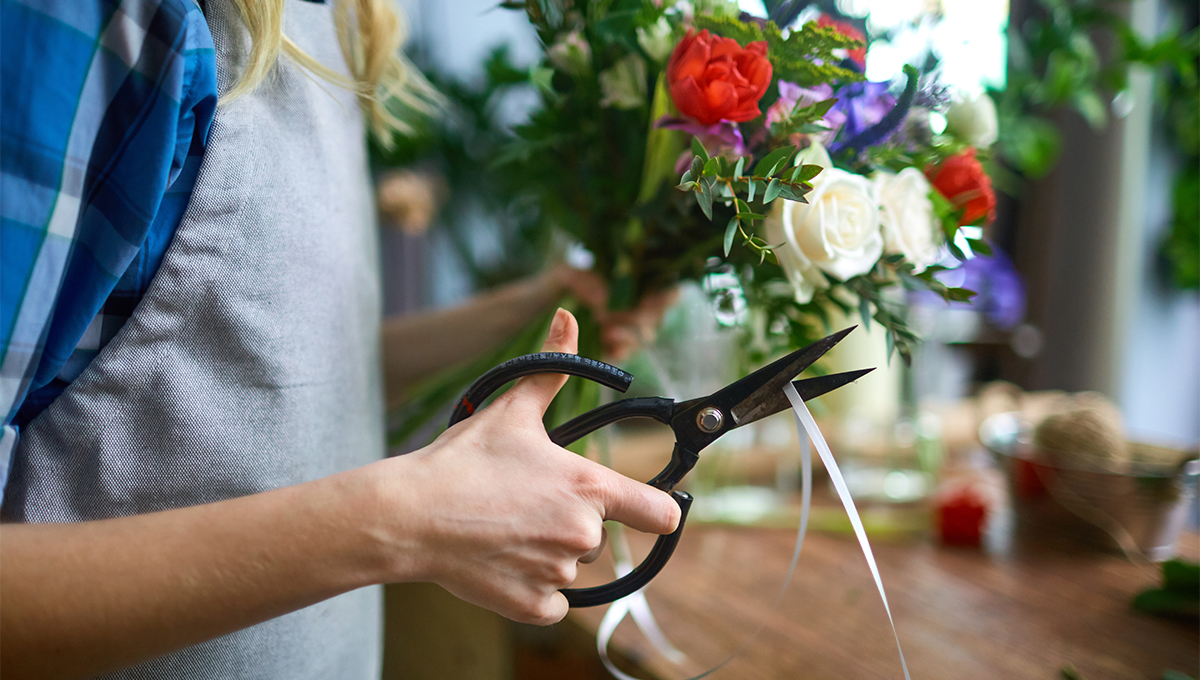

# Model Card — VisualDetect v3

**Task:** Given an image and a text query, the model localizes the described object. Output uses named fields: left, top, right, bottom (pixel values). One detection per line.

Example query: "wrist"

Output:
left=328, top=457, right=430, bottom=587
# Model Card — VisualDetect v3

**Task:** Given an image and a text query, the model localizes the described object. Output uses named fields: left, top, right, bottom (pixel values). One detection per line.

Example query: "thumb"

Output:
left=503, top=308, right=578, bottom=416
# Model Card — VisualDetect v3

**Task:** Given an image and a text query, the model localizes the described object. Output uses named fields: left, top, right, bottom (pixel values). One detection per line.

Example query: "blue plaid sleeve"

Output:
left=0, top=0, right=218, bottom=497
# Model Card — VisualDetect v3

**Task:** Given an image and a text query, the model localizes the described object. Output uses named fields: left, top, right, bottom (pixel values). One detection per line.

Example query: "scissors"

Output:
left=448, top=326, right=871, bottom=607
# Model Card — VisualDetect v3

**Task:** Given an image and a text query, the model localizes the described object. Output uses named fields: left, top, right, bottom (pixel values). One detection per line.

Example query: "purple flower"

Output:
left=828, top=66, right=919, bottom=157
left=831, top=81, right=895, bottom=140
left=920, top=246, right=1026, bottom=329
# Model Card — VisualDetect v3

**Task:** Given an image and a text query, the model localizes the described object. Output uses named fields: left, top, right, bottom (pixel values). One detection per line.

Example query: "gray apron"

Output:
left=2, top=0, right=385, bottom=677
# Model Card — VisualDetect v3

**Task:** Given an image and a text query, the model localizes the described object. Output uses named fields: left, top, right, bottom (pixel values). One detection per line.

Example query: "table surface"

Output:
left=568, top=514, right=1199, bottom=680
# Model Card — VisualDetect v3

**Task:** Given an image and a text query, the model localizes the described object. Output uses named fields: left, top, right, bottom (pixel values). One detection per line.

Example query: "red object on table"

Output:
left=936, top=482, right=989, bottom=546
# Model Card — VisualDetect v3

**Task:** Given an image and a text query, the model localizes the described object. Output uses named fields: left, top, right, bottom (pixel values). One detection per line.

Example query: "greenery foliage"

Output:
left=996, top=0, right=1198, bottom=290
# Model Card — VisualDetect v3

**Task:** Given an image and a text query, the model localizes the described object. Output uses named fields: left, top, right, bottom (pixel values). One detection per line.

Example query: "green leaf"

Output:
left=528, top=65, right=555, bottom=94
left=747, top=177, right=757, bottom=202
left=724, top=217, right=739, bottom=256
left=692, top=137, right=709, bottom=163
left=1162, top=559, right=1200, bottom=592
left=858, top=296, right=872, bottom=330
left=1074, top=90, right=1108, bottom=131
left=946, top=287, right=977, bottom=302
left=753, top=146, right=797, bottom=179
left=966, top=238, right=994, bottom=256
left=775, top=183, right=811, bottom=202
left=765, top=178, right=783, bottom=203
left=734, top=156, right=745, bottom=179
left=703, top=156, right=720, bottom=176
left=698, top=179, right=714, bottom=219
left=792, top=164, right=823, bottom=182
left=736, top=212, right=767, bottom=220
left=675, top=181, right=697, bottom=191
left=806, top=98, right=838, bottom=119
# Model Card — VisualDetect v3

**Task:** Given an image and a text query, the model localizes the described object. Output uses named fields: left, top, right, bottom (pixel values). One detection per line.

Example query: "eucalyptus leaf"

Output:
left=858, top=297, right=872, bottom=330
left=698, top=179, right=714, bottom=219
left=692, top=136, right=709, bottom=162
left=747, top=177, right=756, bottom=202
left=753, top=146, right=796, bottom=179
left=765, top=177, right=782, bottom=203
left=734, top=156, right=745, bottom=179
left=704, top=156, right=720, bottom=176
left=794, top=164, right=823, bottom=182
left=724, top=216, right=739, bottom=256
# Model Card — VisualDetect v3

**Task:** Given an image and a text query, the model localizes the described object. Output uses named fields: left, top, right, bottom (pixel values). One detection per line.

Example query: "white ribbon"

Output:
left=594, top=382, right=908, bottom=680
left=784, top=382, right=911, bottom=680
left=596, top=553, right=686, bottom=680
left=595, top=397, right=814, bottom=680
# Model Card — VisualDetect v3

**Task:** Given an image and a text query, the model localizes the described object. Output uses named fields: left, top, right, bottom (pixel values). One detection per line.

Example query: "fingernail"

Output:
left=548, top=308, right=567, bottom=342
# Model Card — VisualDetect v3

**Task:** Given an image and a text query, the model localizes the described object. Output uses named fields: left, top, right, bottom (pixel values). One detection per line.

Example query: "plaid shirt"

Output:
left=1, top=0, right=217, bottom=494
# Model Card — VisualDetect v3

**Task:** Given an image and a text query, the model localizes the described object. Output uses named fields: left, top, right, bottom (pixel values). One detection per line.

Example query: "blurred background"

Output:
left=372, top=0, right=1199, bottom=678
left=386, top=0, right=1197, bottom=442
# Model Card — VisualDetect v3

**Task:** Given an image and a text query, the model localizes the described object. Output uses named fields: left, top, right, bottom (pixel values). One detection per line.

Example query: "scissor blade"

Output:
left=728, top=327, right=857, bottom=426
left=731, top=368, right=876, bottom=427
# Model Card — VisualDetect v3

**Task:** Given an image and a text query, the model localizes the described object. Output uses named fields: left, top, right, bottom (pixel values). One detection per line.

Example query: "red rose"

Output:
left=926, top=148, right=997, bottom=226
left=666, top=29, right=771, bottom=126
left=817, top=15, right=867, bottom=68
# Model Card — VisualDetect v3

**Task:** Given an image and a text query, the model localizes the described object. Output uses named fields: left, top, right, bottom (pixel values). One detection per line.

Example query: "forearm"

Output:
left=0, top=469, right=389, bottom=680
left=381, top=270, right=564, bottom=406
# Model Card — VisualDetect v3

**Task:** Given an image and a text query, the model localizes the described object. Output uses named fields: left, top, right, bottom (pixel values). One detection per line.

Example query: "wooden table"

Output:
left=567, top=516, right=1199, bottom=679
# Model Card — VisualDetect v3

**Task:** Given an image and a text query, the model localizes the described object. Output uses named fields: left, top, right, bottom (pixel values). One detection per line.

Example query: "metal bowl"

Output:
left=980, top=412, right=1199, bottom=560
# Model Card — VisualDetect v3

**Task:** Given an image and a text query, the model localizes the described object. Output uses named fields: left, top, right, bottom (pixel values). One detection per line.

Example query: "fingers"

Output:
left=578, top=526, right=608, bottom=564
left=502, top=308, right=578, bottom=416
left=593, top=470, right=681, bottom=536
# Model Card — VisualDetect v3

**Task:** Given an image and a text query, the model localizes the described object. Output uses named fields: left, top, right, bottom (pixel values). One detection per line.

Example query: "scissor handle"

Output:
left=449, top=352, right=634, bottom=425
left=448, top=353, right=693, bottom=608
left=547, top=396, right=675, bottom=444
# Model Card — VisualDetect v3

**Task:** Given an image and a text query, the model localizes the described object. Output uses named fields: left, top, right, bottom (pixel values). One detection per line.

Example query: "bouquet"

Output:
left=382, top=0, right=1000, bottom=439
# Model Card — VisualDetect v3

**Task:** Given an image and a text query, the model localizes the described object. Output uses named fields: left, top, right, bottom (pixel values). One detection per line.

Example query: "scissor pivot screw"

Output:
left=696, top=407, right=724, bottom=433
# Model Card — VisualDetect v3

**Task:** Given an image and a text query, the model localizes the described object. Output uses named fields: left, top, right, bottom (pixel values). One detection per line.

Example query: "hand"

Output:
left=368, top=309, right=681, bottom=624
left=549, top=265, right=681, bottom=361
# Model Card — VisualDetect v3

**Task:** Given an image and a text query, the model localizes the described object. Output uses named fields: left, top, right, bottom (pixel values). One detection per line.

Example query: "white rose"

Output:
left=945, top=92, right=998, bottom=148
left=874, top=168, right=942, bottom=273
left=765, top=160, right=884, bottom=303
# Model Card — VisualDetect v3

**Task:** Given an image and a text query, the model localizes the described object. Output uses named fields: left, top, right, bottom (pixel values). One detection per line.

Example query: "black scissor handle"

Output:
left=547, top=396, right=675, bottom=445
left=449, top=352, right=633, bottom=427
left=559, top=490, right=692, bottom=608
left=448, top=353, right=692, bottom=607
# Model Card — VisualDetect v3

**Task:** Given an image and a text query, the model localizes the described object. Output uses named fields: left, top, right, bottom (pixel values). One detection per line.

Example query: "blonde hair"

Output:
left=224, top=0, right=438, bottom=146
